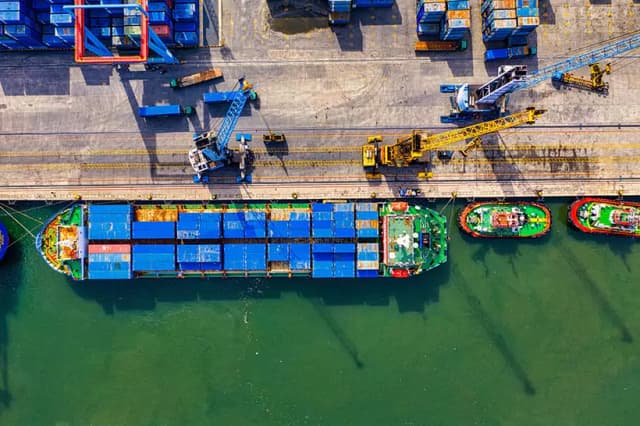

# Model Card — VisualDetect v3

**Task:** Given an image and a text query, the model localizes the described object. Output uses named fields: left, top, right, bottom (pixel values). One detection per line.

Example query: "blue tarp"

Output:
left=132, top=221, right=175, bottom=239
left=244, top=211, right=266, bottom=238
left=177, top=244, right=220, bottom=262
left=199, top=213, right=222, bottom=239
left=246, top=244, right=266, bottom=270
left=88, top=204, right=131, bottom=215
left=177, top=244, right=221, bottom=270
left=222, top=243, right=268, bottom=271
left=132, top=244, right=174, bottom=271
left=290, top=220, right=310, bottom=238
left=268, top=243, right=289, bottom=262
left=88, top=215, right=131, bottom=240
left=290, top=244, right=310, bottom=270
left=176, top=213, right=199, bottom=239
left=223, top=212, right=244, bottom=238
left=224, top=244, right=245, bottom=270
left=334, top=243, right=355, bottom=253
left=268, top=221, right=289, bottom=238
left=88, top=205, right=131, bottom=240
left=312, top=243, right=333, bottom=278
left=312, top=221, right=333, bottom=238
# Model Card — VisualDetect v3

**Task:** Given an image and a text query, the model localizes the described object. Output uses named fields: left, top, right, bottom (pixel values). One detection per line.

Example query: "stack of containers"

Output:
left=441, top=1, right=470, bottom=41
left=84, top=0, right=119, bottom=47
left=416, top=0, right=446, bottom=36
left=0, top=0, right=41, bottom=49
left=328, top=0, right=351, bottom=25
left=87, top=244, right=132, bottom=279
left=481, top=0, right=538, bottom=43
left=416, top=0, right=470, bottom=40
left=0, top=0, right=194, bottom=51
left=123, top=0, right=142, bottom=48
left=172, top=0, right=197, bottom=47
left=148, top=0, right=174, bottom=46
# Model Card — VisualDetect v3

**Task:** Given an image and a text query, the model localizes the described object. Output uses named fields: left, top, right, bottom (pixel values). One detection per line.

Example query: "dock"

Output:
left=1, top=0, right=640, bottom=200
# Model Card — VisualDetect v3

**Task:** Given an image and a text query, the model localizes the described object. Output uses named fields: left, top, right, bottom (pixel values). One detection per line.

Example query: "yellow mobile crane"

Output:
left=551, top=63, right=611, bottom=93
left=362, top=108, right=546, bottom=172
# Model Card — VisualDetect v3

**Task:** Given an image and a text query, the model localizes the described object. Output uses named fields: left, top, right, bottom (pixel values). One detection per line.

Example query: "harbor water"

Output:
left=0, top=199, right=639, bottom=425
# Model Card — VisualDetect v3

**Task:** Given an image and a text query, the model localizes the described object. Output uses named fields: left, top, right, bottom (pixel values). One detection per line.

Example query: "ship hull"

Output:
left=0, top=221, right=8, bottom=261
left=568, top=197, right=640, bottom=237
left=458, top=202, right=551, bottom=238
left=36, top=201, right=448, bottom=281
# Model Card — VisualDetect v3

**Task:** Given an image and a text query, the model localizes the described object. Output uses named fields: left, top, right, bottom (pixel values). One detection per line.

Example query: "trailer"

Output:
left=170, top=68, right=223, bottom=89
left=415, top=40, right=467, bottom=52
left=138, top=104, right=194, bottom=117
left=484, top=46, right=537, bottom=62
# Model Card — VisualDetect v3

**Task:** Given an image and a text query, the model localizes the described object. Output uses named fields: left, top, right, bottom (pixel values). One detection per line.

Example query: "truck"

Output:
left=138, top=104, right=194, bottom=117
left=484, top=46, right=537, bottom=62
left=415, top=40, right=467, bottom=52
left=170, top=68, right=223, bottom=89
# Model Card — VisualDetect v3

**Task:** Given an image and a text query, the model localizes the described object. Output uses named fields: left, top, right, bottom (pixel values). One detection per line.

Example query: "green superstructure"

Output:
left=459, top=202, right=551, bottom=238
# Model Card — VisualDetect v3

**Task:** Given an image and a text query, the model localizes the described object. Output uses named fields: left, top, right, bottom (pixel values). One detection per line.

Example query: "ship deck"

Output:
left=2, top=0, right=640, bottom=200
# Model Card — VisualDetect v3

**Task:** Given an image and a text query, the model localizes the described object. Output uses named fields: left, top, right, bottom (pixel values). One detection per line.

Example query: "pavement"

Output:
left=1, top=0, right=640, bottom=200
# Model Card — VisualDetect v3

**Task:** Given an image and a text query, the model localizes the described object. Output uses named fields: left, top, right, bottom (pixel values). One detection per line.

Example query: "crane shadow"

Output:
left=558, top=241, right=633, bottom=343
left=453, top=266, right=536, bottom=396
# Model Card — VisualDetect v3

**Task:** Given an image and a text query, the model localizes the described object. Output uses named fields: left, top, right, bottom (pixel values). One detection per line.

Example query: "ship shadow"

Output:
left=71, top=260, right=450, bottom=316
left=70, top=263, right=450, bottom=371
left=0, top=224, right=25, bottom=411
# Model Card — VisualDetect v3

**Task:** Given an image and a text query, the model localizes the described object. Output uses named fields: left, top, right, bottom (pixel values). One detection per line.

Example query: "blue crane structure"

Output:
left=440, top=31, right=640, bottom=123
left=189, top=78, right=257, bottom=184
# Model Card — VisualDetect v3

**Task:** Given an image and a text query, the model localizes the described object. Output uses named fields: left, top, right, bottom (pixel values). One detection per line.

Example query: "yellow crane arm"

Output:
left=417, top=107, right=546, bottom=151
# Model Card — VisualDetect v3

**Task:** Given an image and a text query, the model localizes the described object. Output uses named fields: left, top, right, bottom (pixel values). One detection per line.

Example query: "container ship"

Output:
left=35, top=201, right=448, bottom=280
left=0, top=220, right=8, bottom=261
left=458, top=201, right=551, bottom=238
left=568, top=197, right=640, bottom=237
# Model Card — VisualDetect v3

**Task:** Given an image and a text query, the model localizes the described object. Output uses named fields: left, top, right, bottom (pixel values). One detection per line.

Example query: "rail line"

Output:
left=0, top=153, right=639, bottom=169
left=5, top=139, right=640, bottom=159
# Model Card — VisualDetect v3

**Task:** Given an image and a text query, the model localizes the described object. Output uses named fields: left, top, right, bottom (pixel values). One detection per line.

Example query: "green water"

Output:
left=1, top=200, right=639, bottom=425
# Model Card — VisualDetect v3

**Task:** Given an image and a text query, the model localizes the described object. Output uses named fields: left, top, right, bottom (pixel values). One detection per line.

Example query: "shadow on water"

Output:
left=0, top=220, right=28, bottom=411
left=308, top=298, right=364, bottom=369
left=72, top=256, right=451, bottom=369
left=567, top=221, right=635, bottom=273
left=453, top=266, right=536, bottom=396
left=559, top=240, right=633, bottom=343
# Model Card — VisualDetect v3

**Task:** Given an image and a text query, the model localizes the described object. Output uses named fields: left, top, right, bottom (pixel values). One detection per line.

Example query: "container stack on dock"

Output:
left=481, top=0, right=539, bottom=61
left=328, top=0, right=393, bottom=25
left=416, top=1, right=470, bottom=42
left=0, top=0, right=199, bottom=51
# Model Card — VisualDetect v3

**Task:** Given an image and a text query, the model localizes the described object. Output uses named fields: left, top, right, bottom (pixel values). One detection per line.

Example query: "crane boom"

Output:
left=418, top=108, right=545, bottom=151
left=362, top=108, right=545, bottom=169
left=441, top=31, right=640, bottom=122
left=189, top=78, right=257, bottom=183
left=517, top=32, right=640, bottom=89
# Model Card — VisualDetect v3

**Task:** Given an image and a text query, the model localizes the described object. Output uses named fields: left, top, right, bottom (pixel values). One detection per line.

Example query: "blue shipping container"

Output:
left=132, top=244, right=174, bottom=271
left=132, top=221, right=175, bottom=239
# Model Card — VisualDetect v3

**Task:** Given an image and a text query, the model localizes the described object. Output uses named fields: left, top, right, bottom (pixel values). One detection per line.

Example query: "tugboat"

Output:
left=0, top=220, right=8, bottom=261
left=568, top=197, right=640, bottom=237
left=459, top=201, right=551, bottom=238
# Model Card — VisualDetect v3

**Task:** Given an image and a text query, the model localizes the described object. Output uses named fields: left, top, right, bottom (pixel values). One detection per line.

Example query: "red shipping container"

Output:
left=88, top=244, right=131, bottom=254
left=151, top=24, right=172, bottom=38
